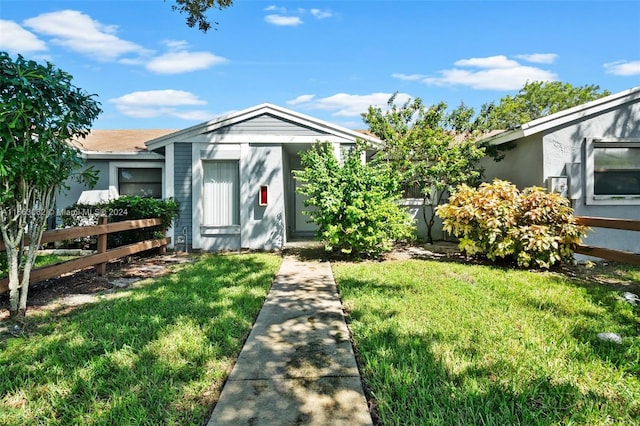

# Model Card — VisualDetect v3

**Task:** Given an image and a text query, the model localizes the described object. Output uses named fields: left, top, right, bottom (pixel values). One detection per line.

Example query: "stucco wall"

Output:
left=400, top=200, right=446, bottom=242
left=240, top=144, right=286, bottom=250
left=481, top=134, right=545, bottom=189
left=540, top=101, right=640, bottom=254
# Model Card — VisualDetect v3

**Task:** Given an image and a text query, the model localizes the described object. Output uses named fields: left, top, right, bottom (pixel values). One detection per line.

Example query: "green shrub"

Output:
left=62, top=196, right=179, bottom=248
left=436, top=179, right=588, bottom=268
left=295, top=141, right=414, bottom=258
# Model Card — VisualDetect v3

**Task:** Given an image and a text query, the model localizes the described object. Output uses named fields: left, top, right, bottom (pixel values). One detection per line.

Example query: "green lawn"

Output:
left=333, top=260, right=640, bottom=425
left=0, top=253, right=282, bottom=425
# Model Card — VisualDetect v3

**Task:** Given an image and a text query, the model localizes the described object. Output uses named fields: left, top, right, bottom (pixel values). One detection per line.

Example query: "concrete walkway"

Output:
left=207, top=255, right=373, bottom=426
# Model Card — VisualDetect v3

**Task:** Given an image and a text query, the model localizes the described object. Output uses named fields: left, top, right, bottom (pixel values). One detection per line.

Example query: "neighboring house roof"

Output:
left=479, top=86, right=640, bottom=146
left=70, top=129, right=175, bottom=160
left=145, top=103, right=382, bottom=150
left=71, top=129, right=177, bottom=152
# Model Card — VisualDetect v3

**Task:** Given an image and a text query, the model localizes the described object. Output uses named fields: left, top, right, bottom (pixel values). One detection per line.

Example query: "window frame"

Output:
left=201, top=160, right=240, bottom=227
left=585, top=138, right=640, bottom=205
left=108, top=161, right=165, bottom=199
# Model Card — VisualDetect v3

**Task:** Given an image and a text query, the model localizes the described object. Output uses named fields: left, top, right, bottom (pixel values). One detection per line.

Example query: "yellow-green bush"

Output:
left=436, top=179, right=588, bottom=268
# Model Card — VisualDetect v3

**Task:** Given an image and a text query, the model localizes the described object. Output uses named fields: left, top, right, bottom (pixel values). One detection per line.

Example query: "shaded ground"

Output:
left=0, top=250, right=195, bottom=322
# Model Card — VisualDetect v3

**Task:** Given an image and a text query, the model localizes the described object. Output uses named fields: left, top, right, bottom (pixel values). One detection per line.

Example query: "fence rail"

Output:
left=575, top=216, right=640, bottom=265
left=0, top=217, right=170, bottom=294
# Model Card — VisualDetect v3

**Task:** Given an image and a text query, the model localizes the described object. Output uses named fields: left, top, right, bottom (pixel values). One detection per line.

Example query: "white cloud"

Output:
left=397, top=55, right=558, bottom=90
left=287, top=94, right=316, bottom=105
left=110, top=89, right=210, bottom=119
left=111, top=90, right=207, bottom=107
left=516, top=53, right=558, bottom=64
left=288, top=92, right=412, bottom=117
left=454, top=55, right=520, bottom=69
left=23, top=10, right=149, bottom=61
left=146, top=51, right=227, bottom=74
left=163, top=40, right=190, bottom=50
left=265, top=14, right=303, bottom=26
left=263, top=5, right=331, bottom=26
left=604, top=60, right=640, bottom=76
left=264, top=5, right=286, bottom=13
left=391, top=73, right=427, bottom=81
left=310, top=9, right=332, bottom=19
left=0, top=20, right=47, bottom=53
left=172, top=110, right=214, bottom=121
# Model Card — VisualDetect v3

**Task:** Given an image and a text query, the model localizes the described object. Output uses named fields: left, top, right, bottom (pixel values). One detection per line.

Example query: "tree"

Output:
left=171, top=0, right=234, bottom=32
left=474, top=81, right=611, bottom=131
left=0, top=52, right=101, bottom=323
left=362, top=95, right=485, bottom=243
left=294, top=141, right=414, bottom=258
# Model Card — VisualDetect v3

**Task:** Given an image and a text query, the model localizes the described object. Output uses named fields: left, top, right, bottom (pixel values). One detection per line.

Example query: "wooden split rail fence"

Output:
left=575, top=216, right=640, bottom=266
left=0, top=217, right=170, bottom=294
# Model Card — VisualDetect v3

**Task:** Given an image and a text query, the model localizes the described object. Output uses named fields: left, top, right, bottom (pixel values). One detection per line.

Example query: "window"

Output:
left=118, top=168, right=162, bottom=198
left=203, top=161, right=239, bottom=225
left=586, top=138, right=640, bottom=204
left=594, top=147, right=640, bottom=195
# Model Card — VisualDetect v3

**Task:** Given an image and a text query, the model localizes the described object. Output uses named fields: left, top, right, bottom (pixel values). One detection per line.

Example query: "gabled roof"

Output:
left=145, top=103, right=381, bottom=150
left=480, top=86, right=640, bottom=146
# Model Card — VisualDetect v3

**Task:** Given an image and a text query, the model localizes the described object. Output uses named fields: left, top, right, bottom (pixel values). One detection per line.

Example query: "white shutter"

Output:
left=203, top=161, right=239, bottom=225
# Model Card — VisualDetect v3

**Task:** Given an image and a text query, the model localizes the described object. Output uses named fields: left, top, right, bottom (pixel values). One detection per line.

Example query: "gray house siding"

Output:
left=174, top=143, right=193, bottom=248
left=57, top=160, right=110, bottom=213
left=210, top=113, right=330, bottom=137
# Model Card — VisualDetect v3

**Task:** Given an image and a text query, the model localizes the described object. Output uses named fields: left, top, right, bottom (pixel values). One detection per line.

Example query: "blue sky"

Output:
left=1, top=0, right=639, bottom=130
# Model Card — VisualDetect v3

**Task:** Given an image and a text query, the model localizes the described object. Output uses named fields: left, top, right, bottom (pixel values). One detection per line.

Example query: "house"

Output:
left=57, top=129, right=176, bottom=213
left=480, top=86, right=640, bottom=255
left=61, top=103, right=381, bottom=251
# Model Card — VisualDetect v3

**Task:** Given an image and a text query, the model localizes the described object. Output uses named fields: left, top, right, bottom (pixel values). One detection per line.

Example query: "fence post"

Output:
left=96, top=216, right=108, bottom=275
left=159, top=227, right=167, bottom=255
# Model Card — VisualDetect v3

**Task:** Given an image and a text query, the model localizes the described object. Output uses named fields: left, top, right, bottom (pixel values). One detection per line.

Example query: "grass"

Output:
left=333, top=260, right=640, bottom=425
left=0, top=252, right=282, bottom=425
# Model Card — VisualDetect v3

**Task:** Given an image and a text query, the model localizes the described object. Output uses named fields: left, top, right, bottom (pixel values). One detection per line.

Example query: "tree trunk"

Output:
left=7, top=246, right=20, bottom=317
left=422, top=196, right=433, bottom=244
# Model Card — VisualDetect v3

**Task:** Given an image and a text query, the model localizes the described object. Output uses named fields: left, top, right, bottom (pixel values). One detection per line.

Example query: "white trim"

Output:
left=199, top=144, right=242, bottom=159
left=399, top=199, right=426, bottom=206
left=82, top=151, right=164, bottom=160
left=108, top=161, right=165, bottom=199
left=584, top=137, right=640, bottom=205
left=192, top=144, right=203, bottom=249
left=200, top=225, right=241, bottom=235
left=482, top=86, right=640, bottom=146
left=164, top=144, right=175, bottom=248
left=160, top=134, right=365, bottom=145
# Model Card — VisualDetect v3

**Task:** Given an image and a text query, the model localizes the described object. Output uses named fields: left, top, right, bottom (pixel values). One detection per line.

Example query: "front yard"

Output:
left=2, top=249, right=639, bottom=425
left=0, top=253, right=282, bottom=425
left=333, top=260, right=640, bottom=425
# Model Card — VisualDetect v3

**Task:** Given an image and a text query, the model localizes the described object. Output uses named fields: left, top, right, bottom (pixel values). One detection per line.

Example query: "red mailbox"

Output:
left=259, top=185, right=268, bottom=206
